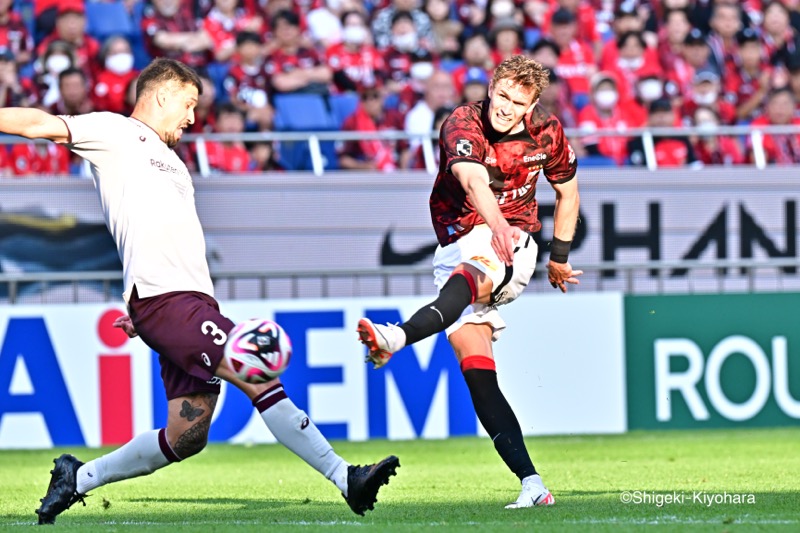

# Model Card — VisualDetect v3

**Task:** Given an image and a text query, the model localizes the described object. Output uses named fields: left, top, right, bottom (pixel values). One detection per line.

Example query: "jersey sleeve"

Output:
left=441, top=105, right=485, bottom=172
left=543, top=116, right=577, bottom=184
left=58, top=112, right=123, bottom=165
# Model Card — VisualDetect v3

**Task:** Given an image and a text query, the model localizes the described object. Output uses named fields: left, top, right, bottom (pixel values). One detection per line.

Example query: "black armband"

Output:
left=549, top=237, right=572, bottom=264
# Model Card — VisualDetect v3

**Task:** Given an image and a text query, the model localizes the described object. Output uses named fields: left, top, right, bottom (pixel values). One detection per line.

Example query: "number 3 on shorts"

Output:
left=201, top=320, right=228, bottom=345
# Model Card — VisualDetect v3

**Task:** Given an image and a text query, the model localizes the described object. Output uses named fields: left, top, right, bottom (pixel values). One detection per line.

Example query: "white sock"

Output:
left=76, top=429, right=174, bottom=494
left=255, top=388, right=349, bottom=495
left=522, top=474, right=545, bottom=489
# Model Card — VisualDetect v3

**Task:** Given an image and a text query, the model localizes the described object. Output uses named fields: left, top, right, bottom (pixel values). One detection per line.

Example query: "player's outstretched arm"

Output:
left=452, top=161, right=520, bottom=266
left=0, top=107, right=70, bottom=144
left=548, top=176, right=582, bottom=292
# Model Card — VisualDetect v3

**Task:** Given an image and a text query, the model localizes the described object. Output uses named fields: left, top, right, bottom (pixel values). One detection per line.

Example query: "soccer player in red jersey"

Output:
left=357, top=55, right=581, bottom=509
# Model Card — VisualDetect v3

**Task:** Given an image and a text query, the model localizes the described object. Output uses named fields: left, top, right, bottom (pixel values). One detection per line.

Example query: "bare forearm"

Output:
left=0, top=107, right=68, bottom=142
left=553, top=181, right=580, bottom=241
left=464, top=175, right=508, bottom=231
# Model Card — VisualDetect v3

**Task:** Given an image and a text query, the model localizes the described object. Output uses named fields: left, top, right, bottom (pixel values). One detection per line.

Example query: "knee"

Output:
left=168, top=425, right=209, bottom=460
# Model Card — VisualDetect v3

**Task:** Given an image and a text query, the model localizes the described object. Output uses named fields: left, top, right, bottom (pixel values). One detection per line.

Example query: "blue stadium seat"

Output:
left=206, top=61, right=232, bottom=104
left=581, top=155, right=618, bottom=167
left=329, top=93, right=359, bottom=128
left=128, top=1, right=151, bottom=70
left=272, top=93, right=336, bottom=131
left=85, top=1, right=135, bottom=41
left=277, top=140, right=338, bottom=171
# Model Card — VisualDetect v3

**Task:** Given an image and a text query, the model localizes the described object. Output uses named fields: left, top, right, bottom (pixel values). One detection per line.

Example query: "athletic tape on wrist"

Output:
left=549, top=237, right=571, bottom=264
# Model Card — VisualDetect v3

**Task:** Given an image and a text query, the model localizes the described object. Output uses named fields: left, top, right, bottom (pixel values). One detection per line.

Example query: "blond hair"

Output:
left=491, top=55, right=550, bottom=100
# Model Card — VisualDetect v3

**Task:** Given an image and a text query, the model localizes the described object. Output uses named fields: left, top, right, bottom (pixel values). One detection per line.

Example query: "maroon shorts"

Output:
left=128, top=285, right=235, bottom=400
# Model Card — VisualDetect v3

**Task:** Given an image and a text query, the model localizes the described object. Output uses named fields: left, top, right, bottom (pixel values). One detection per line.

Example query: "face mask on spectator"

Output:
left=106, top=53, right=134, bottom=75
left=392, top=32, right=418, bottom=52
left=342, top=25, right=368, bottom=45
left=410, top=62, right=434, bottom=81
left=595, top=89, right=619, bottom=109
left=693, top=91, right=718, bottom=106
left=46, top=54, right=71, bottom=74
left=638, top=79, right=663, bottom=102
left=617, top=57, right=644, bottom=70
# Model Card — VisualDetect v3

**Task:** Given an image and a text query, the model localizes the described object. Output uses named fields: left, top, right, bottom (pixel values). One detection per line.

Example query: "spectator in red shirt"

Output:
left=93, top=36, right=138, bottom=114
left=657, top=8, right=692, bottom=72
left=0, top=0, right=34, bottom=67
left=8, top=142, right=70, bottom=176
left=607, top=30, right=663, bottom=103
left=36, top=2, right=101, bottom=84
left=727, top=27, right=772, bottom=123
left=750, top=87, right=800, bottom=164
left=0, top=48, right=34, bottom=108
left=266, top=9, right=332, bottom=95
left=627, top=97, right=696, bottom=167
left=681, top=68, right=736, bottom=125
left=599, top=2, right=647, bottom=73
left=203, top=0, right=266, bottom=62
left=550, top=7, right=596, bottom=109
left=326, top=10, right=387, bottom=92
left=489, top=17, right=525, bottom=65
left=205, top=103, right=252, bottom=173
left=706, top=1, right=742, bottom=80
left=382, top=11, right=422, bottom=98
left=50, top=67, right=93, bottom=116
left=691, top=106, right=745, bottom=165
left=540, top=0, right=601, bottom=55
left=141, top=0, right=213, bottom=69
left=666, top=28, right=718, bottom=104
left=339, top=84, right=406, bottom=171
left=786, top=53, right=800, bottom=113
left=762, top=0, right=800, bottom=68
left=578, top=71, right=646, bottom=165
left=224, top=31, right=272, bottom=129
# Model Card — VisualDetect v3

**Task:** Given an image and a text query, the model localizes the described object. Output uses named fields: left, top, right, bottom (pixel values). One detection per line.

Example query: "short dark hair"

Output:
left=58, top=66, right=86, bottom=85
left=135, top=58, right=202, bottom=101
left=391, top=10, right=414, bottom=27
left=215, top=102, right=245, bottom=120
left=236, top=31, right=263, bottom=46
left=272, top=9, right=300, bottom=28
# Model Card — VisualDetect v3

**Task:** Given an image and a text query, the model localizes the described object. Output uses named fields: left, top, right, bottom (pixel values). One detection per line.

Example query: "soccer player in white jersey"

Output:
left=0, top=58, right=398, bottom=525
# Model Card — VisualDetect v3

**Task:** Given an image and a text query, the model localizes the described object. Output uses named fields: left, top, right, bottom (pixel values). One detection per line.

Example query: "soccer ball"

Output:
left=224, top=319, right=292, bottom=383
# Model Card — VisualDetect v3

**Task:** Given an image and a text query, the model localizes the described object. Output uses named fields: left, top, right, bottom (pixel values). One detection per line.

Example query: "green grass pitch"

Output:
left=1, top=428, right=797, bottom=532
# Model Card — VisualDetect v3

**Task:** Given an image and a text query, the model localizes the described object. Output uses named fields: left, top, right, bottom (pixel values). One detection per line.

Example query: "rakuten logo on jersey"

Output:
left=523, top=153, right=547, bottom=163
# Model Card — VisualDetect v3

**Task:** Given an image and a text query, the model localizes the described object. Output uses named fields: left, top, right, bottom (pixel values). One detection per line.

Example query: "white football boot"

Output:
left=357, top=318, right=405, bottom=369
left=504, top=475, right=555, bottom=509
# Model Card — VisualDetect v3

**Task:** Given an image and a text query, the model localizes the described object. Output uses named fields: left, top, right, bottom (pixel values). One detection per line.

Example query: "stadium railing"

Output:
left=2, top=257, right=800, bottom=304
left=0, top=124, right=792, bottom=176
left=178, top=124, right=787, bottom=176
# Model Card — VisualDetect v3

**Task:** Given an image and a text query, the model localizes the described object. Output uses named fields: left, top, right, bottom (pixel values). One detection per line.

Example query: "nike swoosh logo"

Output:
left=381, top=229, right=438, bottom=266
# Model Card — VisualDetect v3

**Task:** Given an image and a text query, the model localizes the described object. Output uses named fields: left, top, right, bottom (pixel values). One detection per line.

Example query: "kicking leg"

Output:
left=36, top=393, right=217, bottom=524
left=450, top=324, right=554, bottom=509
left=358, top=265, right=487, bottom=368
left=216, top=364, right=399, bottom=516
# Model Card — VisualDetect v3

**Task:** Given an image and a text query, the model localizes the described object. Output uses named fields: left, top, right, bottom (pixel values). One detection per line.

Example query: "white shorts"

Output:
left=432, top=225, right=538, bottom=341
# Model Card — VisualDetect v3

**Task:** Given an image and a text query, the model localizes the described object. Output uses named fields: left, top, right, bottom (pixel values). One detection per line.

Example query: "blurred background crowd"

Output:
left=2, top=0, right=800, bottom=174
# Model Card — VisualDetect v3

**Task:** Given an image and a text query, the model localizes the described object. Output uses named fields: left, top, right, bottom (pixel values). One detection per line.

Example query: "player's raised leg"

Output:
left=358, top=266, right=484, bottom=368
left=450, top=323, right=553, bottom=508
left=36, top=392, right=217, bottom=524
left=216, top=362, right=399, bottom=516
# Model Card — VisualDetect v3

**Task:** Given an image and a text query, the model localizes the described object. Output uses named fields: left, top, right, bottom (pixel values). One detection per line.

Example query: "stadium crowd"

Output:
left=2, top=0, right=800, bottom=173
